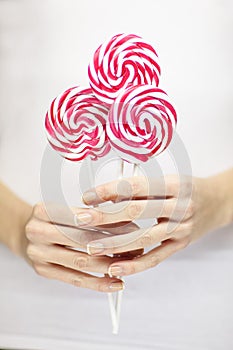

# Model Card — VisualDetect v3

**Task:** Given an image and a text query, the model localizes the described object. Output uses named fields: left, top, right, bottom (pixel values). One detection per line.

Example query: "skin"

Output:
left=0, top=182, right=141, bottom=292
left=0, top=168, right=232, bottom=292
left=81, top=169, right=233, bottom=276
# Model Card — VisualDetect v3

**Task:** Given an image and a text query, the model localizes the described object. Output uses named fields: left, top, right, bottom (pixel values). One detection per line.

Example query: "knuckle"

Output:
left=70, top=276, right=84, bottom=288
left=33, top=203, right=46, bottom=219
left=131, top=177, right=142, bottom=196
left=139, top=232, right=153, bottom=247
left=168, top=221, right=193, bottom=240
left=146, top=254, right=160, bottom=269
left=26, top=243, right=37, bottom=260
left=96, top=185, right=108, bottom=201
left=26, top=220, right=49, bottom=242
left=185, top=199, right=195, bottom=219
left=25, top=221, right=35, bottom=240
left=72, top=255, right=88, bottom=270
left=97, top=282, right=107, bottom=293
left=180, top=179, right=193, bottom=198
left=165, top=221, right=179, bottom=235
left=182, top=221, right=194, bottom=235
left=33, top=263, right=46, bottom=277
left=128, top=263, right=136, bottom=275
left=178, top=237, right=191, bottom=250
left=127, top=202, right=143, bottom=220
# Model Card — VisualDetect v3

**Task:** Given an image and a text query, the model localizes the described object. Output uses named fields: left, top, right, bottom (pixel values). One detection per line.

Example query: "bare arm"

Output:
left=209, top=168, right=233, bottom=227
left=0, top=181, right=32, bottom=256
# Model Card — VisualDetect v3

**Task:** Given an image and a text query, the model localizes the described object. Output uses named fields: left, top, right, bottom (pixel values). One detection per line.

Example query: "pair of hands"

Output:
left=23, top=174, right=227, bottom=293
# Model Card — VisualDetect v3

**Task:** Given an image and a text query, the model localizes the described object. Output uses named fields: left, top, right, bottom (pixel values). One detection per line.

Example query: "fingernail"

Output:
left=109, top=281, right=125, bottom=290
left=74, top=213, right=92, bottom=226
left=82, top=191, right=97, bottom=203
left=108, top=265, right=123, bottom=277
left=87, top=242, right=104, bottom=255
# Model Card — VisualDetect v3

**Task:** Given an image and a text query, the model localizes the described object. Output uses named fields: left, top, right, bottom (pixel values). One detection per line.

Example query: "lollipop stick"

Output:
left=86, top=157, right=117, bottom=333
left=115, top=163, right=139, bottom=331
left=113, top=158, right=125, bottom=334
left=133, top=163, right=139, bottom=177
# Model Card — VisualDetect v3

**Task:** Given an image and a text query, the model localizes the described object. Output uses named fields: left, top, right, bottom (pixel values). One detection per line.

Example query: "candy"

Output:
left=88, top=33, right=161, bottom=106
left=45, top=86, right=110, bottom=161
left=106, top=84, right=177, bottom=163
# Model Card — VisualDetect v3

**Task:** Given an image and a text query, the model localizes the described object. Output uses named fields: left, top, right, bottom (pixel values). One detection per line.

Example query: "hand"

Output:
left=79, top=172, right=233, bottom=277
left=24, top=203, right=142, bottom=292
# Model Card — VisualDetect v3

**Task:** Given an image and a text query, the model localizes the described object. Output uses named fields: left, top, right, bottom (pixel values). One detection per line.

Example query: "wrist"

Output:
left=0, top=182, right=33, bottom=257
left=7, top=200, right=32, bottom=258
left=207, top=170, right=233, bottom=229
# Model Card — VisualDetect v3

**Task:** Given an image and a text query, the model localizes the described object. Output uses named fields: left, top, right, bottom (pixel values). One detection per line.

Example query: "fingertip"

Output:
left=82, top=191, right=97, bottom=205
left=86, top=244, right=91, bottom=255
left=107, top=266, right=113, bottom=278
left=87, top=242, right=105, bottom=255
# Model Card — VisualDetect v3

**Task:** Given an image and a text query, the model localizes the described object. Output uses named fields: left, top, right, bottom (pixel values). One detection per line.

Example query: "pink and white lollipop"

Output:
left=106, top=84, right=177, bottom=163
left=45, top=86, right=110, bottom=161
left=88, top=33, right=161, bottom=106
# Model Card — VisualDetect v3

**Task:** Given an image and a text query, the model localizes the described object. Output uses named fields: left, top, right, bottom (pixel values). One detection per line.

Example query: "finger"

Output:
left=97, top=221, right=139, bottom=235
left=32, top=203, right=142, bottom=232
left=82, top=176, right=168, bottom=205
left=87, top=222, right=169, bottom=255
left=27, top=243, right=123, bottom=275
left=99, top=222, right=144, bottom=260
left=74, top=199, right=175, bottom=227
left=32, top=202, right=76, bottom=224
left=33, top=262, right=124, bottom=293
left=99, top=222, right=144, bottom=259
left=108, top=238, right=190, bottom=276
left=25, top=219, right=111, bottom=248
left=87, top=221, right=190, bottom=255
left=82, top=175, right=192, bottom=205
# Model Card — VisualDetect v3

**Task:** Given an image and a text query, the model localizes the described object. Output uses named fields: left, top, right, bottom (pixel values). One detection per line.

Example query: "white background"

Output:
left=0, top=0, right=233, bottom=349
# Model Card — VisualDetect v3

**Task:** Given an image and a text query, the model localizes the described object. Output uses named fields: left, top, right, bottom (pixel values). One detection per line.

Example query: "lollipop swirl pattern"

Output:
left=45, top=86, right=110, bottom=161
left=44, top=33, right=178, bottom=335
left=106, top=84, right=177, bottom=163
left=88, top=33, right=161, bottom=106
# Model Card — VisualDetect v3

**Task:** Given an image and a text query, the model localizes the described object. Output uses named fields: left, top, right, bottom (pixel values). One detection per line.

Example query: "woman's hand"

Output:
left=0, top=181, right=142, bottom=292
left=79, top=170, right=233, bottom=277
left=23, top=203, right=136, bottom=292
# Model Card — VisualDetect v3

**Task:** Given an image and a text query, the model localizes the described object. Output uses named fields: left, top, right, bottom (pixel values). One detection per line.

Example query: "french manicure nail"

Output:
left=87, top=242, right=104, bottom=254
left=109, top=281, right=124, bottom=290
left=108, top=265, right=123, bottom=277
left=82, top=191, right=97, bottom=203
left=74, top=213, right=92, bottom=225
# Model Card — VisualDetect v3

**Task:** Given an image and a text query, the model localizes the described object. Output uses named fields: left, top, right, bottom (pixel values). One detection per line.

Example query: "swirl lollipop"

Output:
left=105, top=84, right=177, bottom=333
left=88, top=33, right=161, bottom=106
left=45, top=86, right=110, bottom=161
left=45, top=85, right=120, bottom=334
left=106, top=84, right=177, bottom=163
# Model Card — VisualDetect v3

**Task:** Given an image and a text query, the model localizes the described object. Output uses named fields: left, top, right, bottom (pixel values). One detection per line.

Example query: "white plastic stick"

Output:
left=115, top=163, right=139, bottom=331
left=86, top=157, right=117, bottom=333
left=114, top=158, right=125, bottom=334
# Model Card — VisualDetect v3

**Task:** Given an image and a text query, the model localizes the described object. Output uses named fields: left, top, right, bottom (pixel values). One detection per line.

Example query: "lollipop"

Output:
left=45, top=85, right=120, bottom=334
left=44, top=33, right=177, bottom=336
left=45, top=86, right=110, bottom=161
left=105, top=84, right=177, bottom=333
left=106, top=84, right=177, bottom=163
left=88, top=33, right=161, bottom=106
